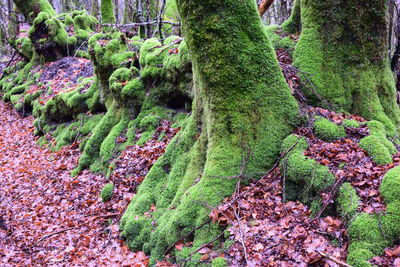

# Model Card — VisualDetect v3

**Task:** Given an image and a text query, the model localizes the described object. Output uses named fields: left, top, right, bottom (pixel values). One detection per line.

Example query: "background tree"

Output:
left=294, top=0, right=400, bottom=136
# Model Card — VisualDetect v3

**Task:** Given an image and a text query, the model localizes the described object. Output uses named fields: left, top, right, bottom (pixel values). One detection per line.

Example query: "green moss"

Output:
left=381, top=166, right=400, bottom=204
left=280, top=134, right=335, bottom=214
left=211, top=257, right=227, bottom=266
left=346, top=165, right=400, bottom=266
left=121, top=0, right=299, bottom=263
left=294, top=0, right=400, bottom=136
left=359, top=135, right=394, bottom=165
left=99, top=112, right=129, bottom=162
left=265, top=26, right=296, bottom=50
left=281, top=0, right=301, bottom=34
left=367, top=120, right=386, bottom=136
left=313, top=117, right=346, bottom=142
left=73, top=102, right=122, bottom=174
left=336, top=182, right=359, bottom=221
left=343, top=119, right=360, bottom=128
left=101, top=183, right=114, bottom=202
left=100, top=0, right=116, bottom=24
left=109, top=68, right=134, bottom=94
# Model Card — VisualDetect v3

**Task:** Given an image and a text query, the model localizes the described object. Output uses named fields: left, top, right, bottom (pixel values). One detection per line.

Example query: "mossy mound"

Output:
left=335, top=182, right=359, bottom=222
left=346, top=166, right=400, bottom=266
left=359, top=120, right=397, bottom=165
left=101, top=183, right=114, bottom=202
left=280, top=134, right=335, bottom=215
left=313, top=117, right=346, bottom=142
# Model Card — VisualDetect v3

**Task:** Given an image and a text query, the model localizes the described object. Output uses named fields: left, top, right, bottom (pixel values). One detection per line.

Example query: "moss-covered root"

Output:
left=294, top=0, right=400, bottom=136
left=346, top=166, right=400, bottom=266
left=280, top=134, right=335, bottom=215
left=335, top=183, right=359, bottom=222
left=281, top=0, right=301, bottom=34
left=359, top=121, right=397, bottom=165
left=73, top=101, right=125, bottom=175
left=120, top=0, right=299, bottom=264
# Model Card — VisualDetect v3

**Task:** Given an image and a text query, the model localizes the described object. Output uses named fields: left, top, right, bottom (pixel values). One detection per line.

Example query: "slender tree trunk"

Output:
left=294, top=0, right=400, bottom=136
left=100, top=0, right=116, bottom=23
left=120, top=0, right=299, bottom=263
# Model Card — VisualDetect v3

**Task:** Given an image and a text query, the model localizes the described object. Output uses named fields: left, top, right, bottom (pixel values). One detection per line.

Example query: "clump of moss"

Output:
left=265, top=25, right=296, bottom=50
left=335, top=182, right=359, bottom=221
left=343, top=119, right=360, bottom=128
left=313, top=117, right=346, bottom=142
left=280, top=134, right=335, bottom=215
left=212, top=257, right=227, bottom=267
left=381, top=166, right=400, bottom=204
left=359, top=120, right=396, bottom=165
left=101, top=183, right=114, bottom=202
left=346, top=166, right=400, bottom=266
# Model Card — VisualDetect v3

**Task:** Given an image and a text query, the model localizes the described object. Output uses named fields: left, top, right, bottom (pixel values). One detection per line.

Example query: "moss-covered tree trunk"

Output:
left=294, top=0, right=400, bottom=136
left=281, top=0, right=301, bottom=33
left=120, top=0, right=299, bottom=263
left=100, top=0, right=116, bottom=23
left=13, top=0, right=56, bottom=21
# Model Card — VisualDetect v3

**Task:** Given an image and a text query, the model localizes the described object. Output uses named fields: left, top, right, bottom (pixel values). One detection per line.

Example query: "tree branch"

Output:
left=258, top=0, right=275, bottom=16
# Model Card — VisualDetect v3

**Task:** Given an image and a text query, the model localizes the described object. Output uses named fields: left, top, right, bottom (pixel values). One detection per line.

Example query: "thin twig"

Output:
left=317, top=251, right=353, bottom=267
left=33, top=227, right=75, bottom=247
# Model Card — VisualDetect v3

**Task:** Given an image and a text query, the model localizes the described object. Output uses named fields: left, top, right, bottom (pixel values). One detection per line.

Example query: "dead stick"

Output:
left=33, top=227, right=75, bottom=247
left=317, top=251, right=353, bottom=267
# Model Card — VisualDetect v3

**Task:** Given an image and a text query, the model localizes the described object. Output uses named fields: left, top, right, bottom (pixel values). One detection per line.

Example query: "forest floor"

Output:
left=0, top=101, right=151, bottom=266
left=2, top=48, right=400, bottom=266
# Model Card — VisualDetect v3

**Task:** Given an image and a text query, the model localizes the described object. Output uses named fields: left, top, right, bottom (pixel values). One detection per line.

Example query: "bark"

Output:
left=294, top=0, right=400, bottom=136
left=258, top=0, right=275, bottom=16
left=120, top=0, right=299, bottom=263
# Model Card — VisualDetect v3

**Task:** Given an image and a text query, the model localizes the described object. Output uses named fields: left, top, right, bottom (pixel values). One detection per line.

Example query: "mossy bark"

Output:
left=281, top=0, right=301, bottom=34
left=294, top=0, right=400, bottom=136
left=120, top=0, right=299, bottom=263
left=14, top=0, right=56, bottom=21
left=100, top=0, right=116, bottom=24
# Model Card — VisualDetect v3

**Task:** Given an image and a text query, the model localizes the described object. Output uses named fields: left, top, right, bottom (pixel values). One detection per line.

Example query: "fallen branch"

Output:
left=101, top=20, right=179, bottom=28
left=317, top=251, right=353, bottom=267
left=33, top=227, right=75, bottom=247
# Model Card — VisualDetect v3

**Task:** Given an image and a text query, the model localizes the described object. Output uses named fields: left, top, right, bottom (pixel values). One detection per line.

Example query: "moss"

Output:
left=100, top=0, right=116, bottom=24
left=280, top=134, right=335, bottom=214
left=73, top=102, right=122, bottom=175
left=121, top=0, right=299, bottom=263
left=336, top=182, right=359, bottom=221
left=381, top=166, right=400, bottom=204
left=359, top=135, right=394, bottom=165
left=281, top=0, right=301, bottom=34
left=265, top=26, right=296, bottom=50
left=343, top=119, right=360, bottom=128
left=367, top=120, right=386, bottom=136
left=99, top=112, right=129, bottom=163
left=109, top=68, right=134, bottom=94
left=346, top=165, right=400, bottom=266
left=211, top=257, right=227, bottom=266
left=313, top=117, right=346, bottom=142
left=101, top=183, right=114, bottom=202
left=121, top=78, right=145, bottom=101
left=294, top=0, right=400, bottom=136
left=13, top=0, right=56, bottom=21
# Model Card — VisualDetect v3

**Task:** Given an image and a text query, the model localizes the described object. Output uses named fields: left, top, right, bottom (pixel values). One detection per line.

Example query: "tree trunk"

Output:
left=294, top=0, right=400, bottom=136
left=281, top=0, right=300, bottom=33
left=13, top=0, right=56, bottom=21
left=100, top=0, right=116, bottom=23
left=120, top=0, right=299, bottom=263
